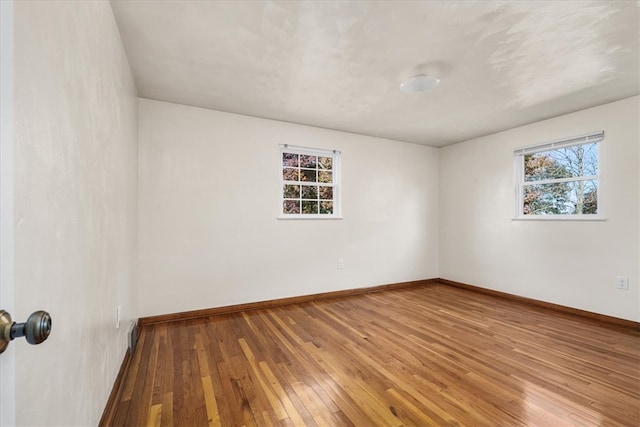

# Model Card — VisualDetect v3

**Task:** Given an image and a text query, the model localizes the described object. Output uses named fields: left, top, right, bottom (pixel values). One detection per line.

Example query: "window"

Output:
left=514, top=132, right=602, bottom=219
left=279, top=145, right=341, bottom=219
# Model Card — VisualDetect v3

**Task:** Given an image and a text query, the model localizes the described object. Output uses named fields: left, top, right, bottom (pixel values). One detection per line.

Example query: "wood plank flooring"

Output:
left=112, top=283, right=640, bottom=426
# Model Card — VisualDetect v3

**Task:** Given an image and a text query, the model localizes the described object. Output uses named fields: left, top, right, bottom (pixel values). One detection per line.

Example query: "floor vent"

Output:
left=128, top=321, right=139, bottom=353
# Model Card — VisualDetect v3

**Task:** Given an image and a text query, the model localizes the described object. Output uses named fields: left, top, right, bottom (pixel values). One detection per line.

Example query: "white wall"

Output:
left=138, top=99, right=439, bottom=317
left=14, top=1, right=137, bottom=425
left=440, top=96, right=639, bottom=322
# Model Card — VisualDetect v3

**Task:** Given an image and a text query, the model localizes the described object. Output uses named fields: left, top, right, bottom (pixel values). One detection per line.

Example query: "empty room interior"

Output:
left=1, top=0, right=639, bottom=426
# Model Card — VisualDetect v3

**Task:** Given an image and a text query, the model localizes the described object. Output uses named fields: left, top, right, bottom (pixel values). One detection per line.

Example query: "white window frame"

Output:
left=278, top=144, right=342, bottom=220
left=513, top=131, right=604, bottom=221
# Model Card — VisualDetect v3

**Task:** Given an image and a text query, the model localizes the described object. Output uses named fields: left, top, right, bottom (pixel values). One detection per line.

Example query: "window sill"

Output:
left=277, top=215, right=343, bottom=220
left=512, top=216, right=607, bottom=222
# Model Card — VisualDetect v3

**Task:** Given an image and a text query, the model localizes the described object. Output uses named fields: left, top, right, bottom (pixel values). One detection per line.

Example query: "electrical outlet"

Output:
left=116, top=305, right=122, bottom=328
left=337, top=259, right=344, bottom=269
left=616, top=276, right=629, bottom=290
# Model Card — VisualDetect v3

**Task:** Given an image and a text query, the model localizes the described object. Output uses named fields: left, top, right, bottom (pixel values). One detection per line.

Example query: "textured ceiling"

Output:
left=110, top=0, right=639, bottom=147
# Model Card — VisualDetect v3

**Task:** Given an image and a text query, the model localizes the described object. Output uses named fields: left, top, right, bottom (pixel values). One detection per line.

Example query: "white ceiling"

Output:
left=110, top=0, right=639, bottom=147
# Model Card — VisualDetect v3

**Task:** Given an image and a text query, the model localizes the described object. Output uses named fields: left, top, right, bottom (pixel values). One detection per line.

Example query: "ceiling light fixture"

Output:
left=400, top=74, right=440, bottom=94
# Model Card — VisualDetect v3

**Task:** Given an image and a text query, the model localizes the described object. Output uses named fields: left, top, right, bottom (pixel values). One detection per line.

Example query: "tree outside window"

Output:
left=515, top=133, right=601, bottom=218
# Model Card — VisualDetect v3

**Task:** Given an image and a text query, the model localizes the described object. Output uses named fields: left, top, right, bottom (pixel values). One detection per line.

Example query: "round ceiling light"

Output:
left=400, top=74, right=440, bottom=94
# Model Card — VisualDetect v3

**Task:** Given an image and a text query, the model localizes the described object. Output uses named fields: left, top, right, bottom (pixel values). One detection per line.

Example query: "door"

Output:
left=0, top=1, right=16, bottom=425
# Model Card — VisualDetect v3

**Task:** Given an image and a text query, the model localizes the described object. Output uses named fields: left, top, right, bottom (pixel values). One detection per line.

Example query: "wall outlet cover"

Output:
left=616, top=276, right=629, bottom=290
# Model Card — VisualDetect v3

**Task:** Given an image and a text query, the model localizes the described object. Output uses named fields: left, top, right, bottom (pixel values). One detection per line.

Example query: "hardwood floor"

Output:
left=111, top=283, right=640, bottom=426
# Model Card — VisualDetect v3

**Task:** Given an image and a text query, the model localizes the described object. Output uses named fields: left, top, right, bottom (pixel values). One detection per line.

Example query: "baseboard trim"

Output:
left=139, top=278, right=439, bottom=326
left=437, top=278, right=640, bottom=330
left=139, top=276, right=638, bottom=330
left=99, top=348, right=132, bottom=427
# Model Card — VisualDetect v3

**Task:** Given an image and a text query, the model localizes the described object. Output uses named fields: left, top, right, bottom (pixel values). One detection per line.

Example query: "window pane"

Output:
left=319, top=186, right=333, bottom=200
left=283, top=184, right=300, bottom=199
left=283, top=168, right=299, bottom=181
left=574, top=179, right=598, bottom=214
left=523, top=183, right=571, bottom=215
left=302, top=200, right=319, bottom=214
left=279, top=146, right=340, bottom=218
left=318, top=156, right=333, bottom=170
left=524, top=142, right=598, bottom=182
left=523, top=179, right=598, bottom=215
left=283, top=200, right=300, bottom=214
left=318, top=171, right=332, bottom=183
left=282, top=153, right=299, bottom=167
left=300, top=155, right=317, bottom=168
left=301, top=169, right=317, bottom=182
left=320, top=201, right=333, bottom=214
left=301, top=185, right=318, bottom=200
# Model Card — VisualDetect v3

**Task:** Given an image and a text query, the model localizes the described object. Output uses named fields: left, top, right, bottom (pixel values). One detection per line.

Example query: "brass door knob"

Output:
left=0, top=310, right=52, bottom=354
